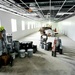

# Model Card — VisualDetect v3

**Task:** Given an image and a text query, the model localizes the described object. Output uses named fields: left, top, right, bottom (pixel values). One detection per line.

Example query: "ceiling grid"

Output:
left=0, top=0, right=75, bottom=22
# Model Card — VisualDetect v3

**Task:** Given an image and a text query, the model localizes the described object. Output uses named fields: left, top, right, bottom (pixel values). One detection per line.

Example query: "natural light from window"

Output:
left=11, top=19, right=17, bottom=32
left=22, top=21, right=25, bottom=30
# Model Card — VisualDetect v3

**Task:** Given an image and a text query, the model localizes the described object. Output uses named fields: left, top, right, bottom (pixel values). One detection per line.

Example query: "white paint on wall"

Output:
left=0, top=20, right=1, bottom=26
left=41, top=21, right=57, bottom=30
left=0, top=10, right=40, bottom=40
left=51, top=22, right=57, bottom=30
left=57, top=15, right=75, bottom=41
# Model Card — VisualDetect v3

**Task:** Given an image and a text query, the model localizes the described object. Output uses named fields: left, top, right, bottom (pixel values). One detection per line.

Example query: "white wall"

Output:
left=0, top=10, right=40, bottom=40
left=57, top=15, right=75, bottom=41
left=51, top=22, right=57, bottom=30
left=41, top=21, right=57, bottom=30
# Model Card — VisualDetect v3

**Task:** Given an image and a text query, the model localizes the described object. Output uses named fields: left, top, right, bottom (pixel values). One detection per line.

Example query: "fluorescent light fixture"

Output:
left=30, top=3, right=35, bottom=7
left=57, top=12, right=73, bottom=15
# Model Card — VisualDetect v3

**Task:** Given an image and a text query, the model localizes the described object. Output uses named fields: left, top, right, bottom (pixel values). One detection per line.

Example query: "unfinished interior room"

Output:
left=0, top=0, right=75, bottom=75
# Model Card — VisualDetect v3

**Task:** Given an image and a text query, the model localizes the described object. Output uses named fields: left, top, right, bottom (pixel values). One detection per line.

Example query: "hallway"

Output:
left=0, top=32, right=75, bottom=75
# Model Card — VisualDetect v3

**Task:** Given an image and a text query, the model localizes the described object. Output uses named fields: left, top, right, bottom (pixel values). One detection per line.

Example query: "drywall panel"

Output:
left=57, top=15, right=75, bottom=41
left=0, top=10, right=40, bottom=40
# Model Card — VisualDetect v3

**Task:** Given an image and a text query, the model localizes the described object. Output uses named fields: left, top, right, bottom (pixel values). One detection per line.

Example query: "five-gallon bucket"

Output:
left=19, top=49, right=25, bottom=58
left=27, top=49, right=33, bottom=57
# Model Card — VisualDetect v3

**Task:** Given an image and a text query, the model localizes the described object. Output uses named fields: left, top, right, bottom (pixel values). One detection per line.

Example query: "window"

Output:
left=22, top=21, right=25, bottom=30
left=11, top=19, right=17, bottom=32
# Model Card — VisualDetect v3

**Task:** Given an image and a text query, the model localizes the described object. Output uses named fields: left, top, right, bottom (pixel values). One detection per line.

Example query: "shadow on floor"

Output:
left=62, top=46, right=75, bottom=58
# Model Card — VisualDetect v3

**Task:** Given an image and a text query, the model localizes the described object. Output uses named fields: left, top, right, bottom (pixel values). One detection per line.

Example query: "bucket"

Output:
left=12, top=53, right=15, bottom=59
left=19, top=49, right=25, bottom=58
left=27, top=49, right=33, bottom=57
left=13, top=41, right=19, bottom=52
left=7, top=35, right=12, bottom=43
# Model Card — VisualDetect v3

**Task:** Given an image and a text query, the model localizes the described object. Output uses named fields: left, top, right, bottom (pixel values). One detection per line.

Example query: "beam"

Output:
left=55, top=0, right=67, bottom=18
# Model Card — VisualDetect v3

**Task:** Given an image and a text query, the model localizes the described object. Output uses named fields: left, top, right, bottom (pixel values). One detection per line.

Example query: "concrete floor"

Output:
left=0, top=32, right=75, bottom=75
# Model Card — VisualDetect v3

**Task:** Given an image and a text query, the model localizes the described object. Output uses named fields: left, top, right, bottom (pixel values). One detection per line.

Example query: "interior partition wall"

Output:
left=57, top=15, right=75, bottom=41
left=0, top=10, right=40, bottom=40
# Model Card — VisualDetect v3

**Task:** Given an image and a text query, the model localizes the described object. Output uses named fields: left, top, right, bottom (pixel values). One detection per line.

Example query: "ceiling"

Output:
left=0, top=0, right=75, bottom=22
